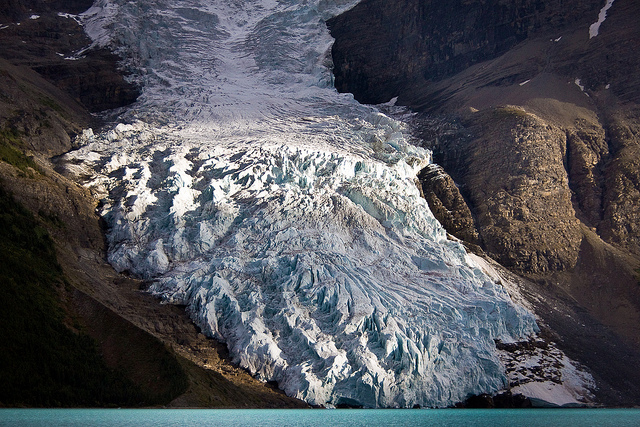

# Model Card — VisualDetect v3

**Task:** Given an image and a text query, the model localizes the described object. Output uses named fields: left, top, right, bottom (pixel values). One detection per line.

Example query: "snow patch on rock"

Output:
left=471, top=253, right=595, bottom=407
left=589, top=0, right=615, bottom=39
left=498, top=340, right=595, bottom=407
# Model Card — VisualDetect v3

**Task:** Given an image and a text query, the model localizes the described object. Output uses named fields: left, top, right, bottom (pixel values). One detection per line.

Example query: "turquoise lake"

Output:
left=2, top=409, right=640, bottom=426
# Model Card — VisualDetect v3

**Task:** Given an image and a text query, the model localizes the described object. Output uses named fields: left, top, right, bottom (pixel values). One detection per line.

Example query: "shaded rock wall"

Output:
left=0, top=3, right=139, bottom=113
left=418, top=163, right=480, bottom=246
left=599, top=109, right=640, bottom=256
left=565, top=122, right=608, bottom=227
left=0, top=59, right=91, bottom=156
left=0, top=0, right=93, bottom=22
left=327, top=0, right=601, bottom=105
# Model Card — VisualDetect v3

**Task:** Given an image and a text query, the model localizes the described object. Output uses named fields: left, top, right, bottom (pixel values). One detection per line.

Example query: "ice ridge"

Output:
left=63, top=0, right=539, bottom=408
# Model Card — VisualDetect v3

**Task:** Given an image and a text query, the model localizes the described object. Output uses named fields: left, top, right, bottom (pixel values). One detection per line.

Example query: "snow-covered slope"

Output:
left=61, top=0, right=540, bottom=407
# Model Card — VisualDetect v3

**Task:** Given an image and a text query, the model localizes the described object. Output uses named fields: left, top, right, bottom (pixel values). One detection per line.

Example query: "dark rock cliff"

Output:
left=417, top=163, right=480, bottom=246
left=329, top=0, right=640, bottom=406
left=328, top=0, right=602, bottom=105
left=0, top=2, right=139, bottom=114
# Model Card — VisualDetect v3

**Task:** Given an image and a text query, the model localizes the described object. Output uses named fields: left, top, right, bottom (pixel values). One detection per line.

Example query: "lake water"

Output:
left=2, top=409, right=640, bottom=426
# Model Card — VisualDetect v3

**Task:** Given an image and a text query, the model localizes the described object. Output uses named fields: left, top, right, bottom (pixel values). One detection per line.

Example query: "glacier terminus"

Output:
left=60, top=0, right=549, bottom=408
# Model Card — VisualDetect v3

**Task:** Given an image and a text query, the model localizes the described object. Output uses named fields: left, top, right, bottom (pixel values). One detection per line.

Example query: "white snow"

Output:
left=471, top=253, right=596, bottom=407
left=380, top=96, right=399, bottom=106
left=503, top=348, right=595, bottom=407
left=574, top=78, right=589, bottom=96
left=589, top=0, right=615, bottom=39
left=62, top=0, right=541, bottom=408
left=58, top=12, right=82, bottom=25
left=512, top=381, right=581, bottom=407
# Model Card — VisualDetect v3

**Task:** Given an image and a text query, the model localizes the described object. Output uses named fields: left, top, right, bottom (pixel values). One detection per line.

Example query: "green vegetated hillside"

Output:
left=0, top=185, right=187, bottom=407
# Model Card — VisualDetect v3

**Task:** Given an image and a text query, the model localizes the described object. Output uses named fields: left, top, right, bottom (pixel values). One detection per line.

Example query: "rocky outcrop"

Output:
left=418, top=164, right=480, bottom=246
left=438, top=107, right=582, bottom=274
left=566, top=122, right=607, bottom=227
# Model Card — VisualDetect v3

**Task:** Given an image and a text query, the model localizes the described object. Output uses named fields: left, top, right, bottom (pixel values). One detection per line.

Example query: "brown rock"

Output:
left=451, top=107, right=582, bottom=273
left=599, top=110, right=640, bottom=256
left=418, top=163, right=480, bottom=245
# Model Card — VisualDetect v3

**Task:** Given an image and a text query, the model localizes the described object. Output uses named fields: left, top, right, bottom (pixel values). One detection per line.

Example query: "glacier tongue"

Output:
left=63, top=0, right=538, bottom=407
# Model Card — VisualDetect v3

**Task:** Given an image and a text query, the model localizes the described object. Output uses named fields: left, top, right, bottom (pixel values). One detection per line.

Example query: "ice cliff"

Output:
left=61, top=0, right=538, bottom=407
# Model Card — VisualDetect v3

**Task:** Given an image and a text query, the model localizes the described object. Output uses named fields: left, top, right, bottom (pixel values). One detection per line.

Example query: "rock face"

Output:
left=0, top=58, right=91, bottom=156
left=0, top=2, right=139, bottom=113
left=418, top=163, right=480, bottom=246
left=2, top=0, right=638, bottom=408
left=0, top=0, right=92, bottom=21
left=442, top=107, right=582, bottom=274
left=327, top=0, right=602, bottom=105
left=599, top=109, right=640, bottom=256
left=329, top=0, right=640, bottom=406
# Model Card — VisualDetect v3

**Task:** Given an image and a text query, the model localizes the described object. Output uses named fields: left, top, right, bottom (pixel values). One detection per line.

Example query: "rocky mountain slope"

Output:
left=329, top=0, right=640, bottom=405
left=0, top=1, right=306, bottom=408
left=2, top=0, right=638, bottom=408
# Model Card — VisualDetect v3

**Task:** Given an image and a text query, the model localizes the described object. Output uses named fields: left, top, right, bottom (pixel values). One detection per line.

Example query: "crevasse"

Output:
left=62, top=0, right=538, bottom=407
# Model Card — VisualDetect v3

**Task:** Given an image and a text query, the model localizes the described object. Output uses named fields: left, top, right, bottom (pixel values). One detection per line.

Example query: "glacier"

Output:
left=61, top=0, right=539, bottom=408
